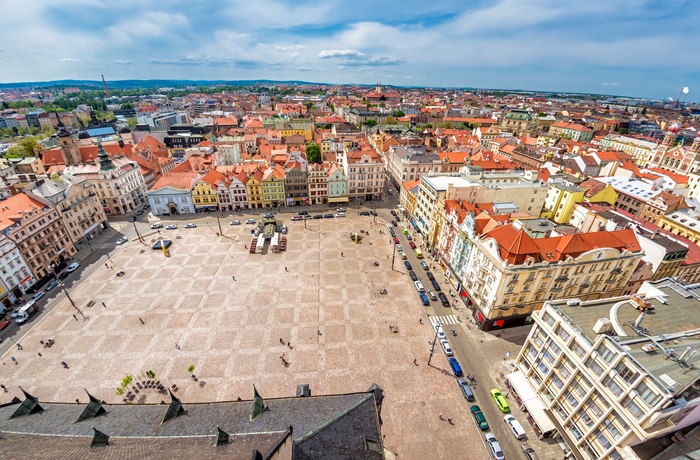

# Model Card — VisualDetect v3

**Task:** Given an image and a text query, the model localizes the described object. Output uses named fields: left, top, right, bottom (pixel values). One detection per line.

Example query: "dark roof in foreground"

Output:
left=0, top=387, right=384, bottom=460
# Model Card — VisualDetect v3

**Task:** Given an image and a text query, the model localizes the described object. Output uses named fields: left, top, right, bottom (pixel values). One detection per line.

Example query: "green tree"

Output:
left=121, top=102, right=134, bottom=110
left=5, top=136, right=40, bottom=158
left=392, top=110, right=405, bottom=117
left=306, top=141, right=322, bottom=164
left=641, top=107, right=647, bottom=115
left=366, top=119, right=378, bottom=128
left=127, top=117, right=138, bottom=128
left=618, top=128, right=628, bottom=134
left=324, top=123, right=333, bottom=129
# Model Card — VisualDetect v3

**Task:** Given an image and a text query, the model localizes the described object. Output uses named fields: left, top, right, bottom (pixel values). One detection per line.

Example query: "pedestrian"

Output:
left=139, top=318, right=145, bottom=325
left=11, top=357, right=16, bottom=364
left=0, top=384, right=5, bottom=390
left=419, top=318, right=423, bottom=324
left=16, top=343, right=22, bottom=350
left=232, top=275, right=236, bottom=281
left=37, top=353, right=42, bottom=357
left=105, top=263, right=108, bottom=269
left=413, top=358, right=417, bottom=365
left=175, top=343, right=180, bottom=350
left=341, top=252, right=344, bottom=257
left=101, top=301, right=107, bottom=308
left=448, top=418, right=453, bottom=424
left=72, top=314, right=78, bottom=321
left=245, top=244, right=248, bottom=249
left=317, top=329, right=321, bottom=336
left=439, top=413, right=444, bottom=421
left=506, top=351, right=511, bottom=359
left=280, top=338, right=284, bottom=344
left=287, top=341, right=291, bottom=348
left=285, top=267, right=288, bottom=272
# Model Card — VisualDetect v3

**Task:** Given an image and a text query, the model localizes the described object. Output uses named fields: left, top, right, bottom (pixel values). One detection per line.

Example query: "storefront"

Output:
left=328, top=197, right=348, bottom=207
left=506, top=371, right=557, bottom=440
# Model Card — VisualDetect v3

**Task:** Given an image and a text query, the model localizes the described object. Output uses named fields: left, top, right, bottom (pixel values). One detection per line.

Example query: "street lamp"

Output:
left=132, top=221, right=143, bottom=243
left=391, top=238, right=397, bottom=270
left=215, top=205, right=223, bottom=236
left=50, top=263, right=83, bottom=318
left=427, top=326, right=439, bottom=366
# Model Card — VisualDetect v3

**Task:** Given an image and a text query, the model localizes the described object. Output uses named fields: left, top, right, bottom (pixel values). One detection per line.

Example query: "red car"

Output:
left=0, top=320, right=9, bottom=331
left=393, top=237, right=399, bottom=244
left=409, top=241, right=417, bottom=249
left=291, top=216, right=303, bottom=221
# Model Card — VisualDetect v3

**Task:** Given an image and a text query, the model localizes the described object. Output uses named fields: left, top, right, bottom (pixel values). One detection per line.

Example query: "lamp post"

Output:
left=391, top=237, right=397, bottom=270
left=427, top=326, right=439, bottom=366
left=50, top=263, right=83, bottom=318
left=215, top=205, right=223, bottom=236
left=132, top=221, right=143, bottom=243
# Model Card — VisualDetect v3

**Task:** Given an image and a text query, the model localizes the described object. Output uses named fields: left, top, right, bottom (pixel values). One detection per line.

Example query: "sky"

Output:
left=0, top=0, right=699, bottom=100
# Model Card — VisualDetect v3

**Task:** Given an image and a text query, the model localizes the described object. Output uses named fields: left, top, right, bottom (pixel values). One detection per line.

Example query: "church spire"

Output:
left=97, top=141, right=116, bottom=171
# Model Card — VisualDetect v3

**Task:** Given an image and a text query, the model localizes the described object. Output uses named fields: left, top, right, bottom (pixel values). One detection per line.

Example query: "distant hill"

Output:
left=0, top=79, right=332, bottom=90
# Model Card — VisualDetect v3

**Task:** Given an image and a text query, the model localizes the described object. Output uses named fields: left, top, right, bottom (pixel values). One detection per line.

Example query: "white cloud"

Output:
left=601, top=82, right=620, bottom=86
left=61, top=57, right=79, bottom=62
left=318, top=49, right=366, bottom=59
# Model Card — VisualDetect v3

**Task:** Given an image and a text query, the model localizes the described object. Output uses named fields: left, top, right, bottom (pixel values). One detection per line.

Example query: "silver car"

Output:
left=485, top=433, right=505, bottom=460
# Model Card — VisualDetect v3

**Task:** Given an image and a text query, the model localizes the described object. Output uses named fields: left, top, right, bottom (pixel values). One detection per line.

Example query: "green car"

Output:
left=490, top=389, right=510, bottom=413
left=470, top=405, right=489, bottom=430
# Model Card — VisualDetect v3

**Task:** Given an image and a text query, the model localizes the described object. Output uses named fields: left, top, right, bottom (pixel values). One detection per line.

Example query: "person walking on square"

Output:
left=232, top=275, right=236, bottom=281
left=175, top=343, right=180, bottom=350
left=101, top=301, right=107, bottom=308
left=285, top=266, right=288, bottom=272
left=139, top=318, right=145, bottom=325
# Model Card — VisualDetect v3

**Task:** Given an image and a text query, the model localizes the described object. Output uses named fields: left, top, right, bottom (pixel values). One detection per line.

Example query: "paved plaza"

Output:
left=0, top=213, right=503, bottom=459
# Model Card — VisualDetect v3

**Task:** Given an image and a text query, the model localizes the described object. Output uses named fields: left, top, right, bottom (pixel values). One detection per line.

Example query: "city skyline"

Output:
left=0, top=0, right=699, bottom=101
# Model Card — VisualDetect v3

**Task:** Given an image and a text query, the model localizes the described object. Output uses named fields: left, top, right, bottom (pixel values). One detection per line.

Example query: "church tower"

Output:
left=376, top=82, right=382, bottom=94
left=97, top=141, right=116, bottom=173
left=57, top=119, right=82, bottom=166
left=662, top=124, right=680, bottom=147
left=691, top=133, right=700, bottom=154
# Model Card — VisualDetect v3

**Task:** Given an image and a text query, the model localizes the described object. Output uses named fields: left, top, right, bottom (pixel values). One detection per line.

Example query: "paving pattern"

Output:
left=0, top=215, right=487, bottom=459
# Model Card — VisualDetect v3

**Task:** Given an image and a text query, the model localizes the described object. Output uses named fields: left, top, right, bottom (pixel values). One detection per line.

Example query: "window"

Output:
left=603, top=375, right=624, bottom=397
left=597, top=345, right=617, bottom=364
left=585, top=357, right=604, bottom=376
left=542, top=312, right=556, bottom=327
left=556, top=325, right=571, bottom=342
left=636, top=381, right=662, bottom=407
left=616, top=363, right=638, bottom=384
left=622, top=395, right=644, bottom=420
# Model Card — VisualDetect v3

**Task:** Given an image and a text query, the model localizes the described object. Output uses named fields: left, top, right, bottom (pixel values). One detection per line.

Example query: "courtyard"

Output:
left=0, top=212, right=486, bottom=459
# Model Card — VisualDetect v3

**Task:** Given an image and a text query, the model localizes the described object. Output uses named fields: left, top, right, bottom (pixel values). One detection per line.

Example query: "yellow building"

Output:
left=261, top=164, right=286, bottom=207
left=659, top=208, right=700, bottom=245
left=400, top=178, right=421, bottom=217
left=262, top=119, right=314, bottom=141
left=540, top=184, right=587, bottom=224
left=245, top=167, right=265, bottom=209
left=191, top=169, right=223, bottom=212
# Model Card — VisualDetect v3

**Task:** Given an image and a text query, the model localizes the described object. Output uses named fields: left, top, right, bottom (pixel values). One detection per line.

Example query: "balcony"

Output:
left=580, top=282, right=590, bottom=288
left=611, top=267, right=622, bottom=275
left=605, top=278, right=617, bottom=285
left=550, top=286, right=563, bottom=293
left=555, top=275, right=569, bottom=282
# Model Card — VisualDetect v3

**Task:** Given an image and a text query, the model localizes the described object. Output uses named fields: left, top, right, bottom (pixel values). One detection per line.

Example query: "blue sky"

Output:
left=0, top=0, right=698, bottom=100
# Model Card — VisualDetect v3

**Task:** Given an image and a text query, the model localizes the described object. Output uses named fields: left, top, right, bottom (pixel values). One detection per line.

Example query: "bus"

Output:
left=414, top=248, right=424, bottom=259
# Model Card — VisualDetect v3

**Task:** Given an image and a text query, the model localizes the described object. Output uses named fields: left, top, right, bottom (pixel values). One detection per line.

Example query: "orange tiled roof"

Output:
left=482, top=223, right=640, bottom=264
left=150, top=172, right=200, bottom=191
left=0, top=193, right=49, bottom=231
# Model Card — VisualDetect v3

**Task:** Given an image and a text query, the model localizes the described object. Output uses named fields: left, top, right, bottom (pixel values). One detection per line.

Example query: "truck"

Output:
left=15, top=300, right=38, bottom=324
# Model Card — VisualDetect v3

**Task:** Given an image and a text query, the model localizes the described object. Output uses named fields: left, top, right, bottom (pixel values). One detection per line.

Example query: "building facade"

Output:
left=0, top=235, right=33, bottom=305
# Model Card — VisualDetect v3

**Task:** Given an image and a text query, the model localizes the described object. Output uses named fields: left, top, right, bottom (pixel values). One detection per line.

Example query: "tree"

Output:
left=324, top=123, right=333, bottom=129
left=618, top=128, right=628, bottom=134
left=641, top=107, right=647, bottom=115
left=5, top=136, right=40, bottom=158
left=306, top=141, right=322, bottom=164
left=393, top=110, right=405, bottom=118
left=366, top=119, right=378, bottom=128
left=127, top=117, right=138, bottom=128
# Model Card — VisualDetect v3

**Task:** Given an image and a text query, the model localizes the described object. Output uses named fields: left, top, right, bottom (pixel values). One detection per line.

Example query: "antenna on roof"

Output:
left=101, top=74, right=109, bottom=97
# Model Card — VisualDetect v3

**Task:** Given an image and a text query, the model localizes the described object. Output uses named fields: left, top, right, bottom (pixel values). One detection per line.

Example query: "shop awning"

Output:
left=506, top=370, right=556, bottom=434
left=328, top=197, right=348, bottom=203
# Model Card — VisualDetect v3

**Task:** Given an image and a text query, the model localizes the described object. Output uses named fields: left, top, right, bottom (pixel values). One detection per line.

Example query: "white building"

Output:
left=146, top=172, right=199, bottom=215
left=0, top=236, right=33, bottom=306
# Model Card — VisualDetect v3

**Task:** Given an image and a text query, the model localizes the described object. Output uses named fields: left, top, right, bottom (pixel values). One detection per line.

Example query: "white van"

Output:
left=504, top=415, right=526, bottom=440
left=151, top=222, right=163, bottom=229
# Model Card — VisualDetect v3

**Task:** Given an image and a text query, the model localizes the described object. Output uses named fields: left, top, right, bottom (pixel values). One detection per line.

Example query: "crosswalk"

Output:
left=430, top=315, right=460, bottom=326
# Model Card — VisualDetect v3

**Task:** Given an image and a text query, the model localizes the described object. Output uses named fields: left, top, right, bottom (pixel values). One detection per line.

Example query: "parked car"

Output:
left=402, top=228, right=409, bottom=234
left=414, top=280, right=425, bottom=292
left=504, top=414, right=526, bottom=439
left=389, top=229, right=396, bottom=237
left=490, top=389, right=510, bottom=413
left=151, top=222, right=163, bottom=229
left=409, top=241, right=417, bottom=249
left=303, top=215, right=312, bottom=220
left=438, top=292, right=450, bottom=307
left=0, top=320, right=9, bottom=331
left=419, top=292, right=430, bottom=306
left=433, top=323, right=446, bottom=339
left=184, top=223, right=197, bottom=228
left=404, top=261, right=412, bottom=270
left=323, top=214, right=334, bottom=219
left=337, top=208, right=346, bottom=212
left=128, top=217, right=136, bottom=222
left=335, top=213, right=346, bottom=217
left=521, top=444, right=540, bottom=460
left=440, top=339, right=453, bottom=356
left=393, top=237, right=400, bottom=244
left=431, top=279, right=442, bottom=292
left=136, top=210, right=143, bottom=215
left=408, top=270, right=418, bottom=281
left=391, top=210, right=397, bottom=216
left=162, top=212, right=171, bottom=216
left=116, top=237, right=128, bottom=245
left=31, top=291, right=45, bottom=301
left=313, top=214, right=323, bottom=219
left=45, top=280, right=59, bottom=291
left=66, top=262, right=80, bottom=273
left=470, top=405, right=489, bottom=430
left=166, top=224, right=178, bottom=230
left=144, top=204, right=151, bottom=209
left=400, top=252, right=407, bottom=260
left=427, top=290, right=437, bottom=301
left=10, top=307, right=23, bottom=318
left=359, top=211, right=370, bottom=216
left=58, top=271, right=70, bottom=281
left=298, top=211, right=308, bottom=215
left=448, top=357, right=463, bottom=377
left=426, top=271, right=435, bottom=281
left=263, top=213, right=274, bottom=219
left=420, top=261, right=429, bottom=270
left=291, top=216, right=303, bottom=221
left=458, top=379, right=475, bottom=402
left=485, top=433, right=505, bottom=460
left=405, top=233, right=412, bottom=241
left=395, top=244, right=403, bottom=252
left=230, top=220, right=241, bottom=225
left=391, top=220, right=398, bottom=227
left=246, top=219, right=256, bottom=224
left=369, top=211, right=378, bottom=216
